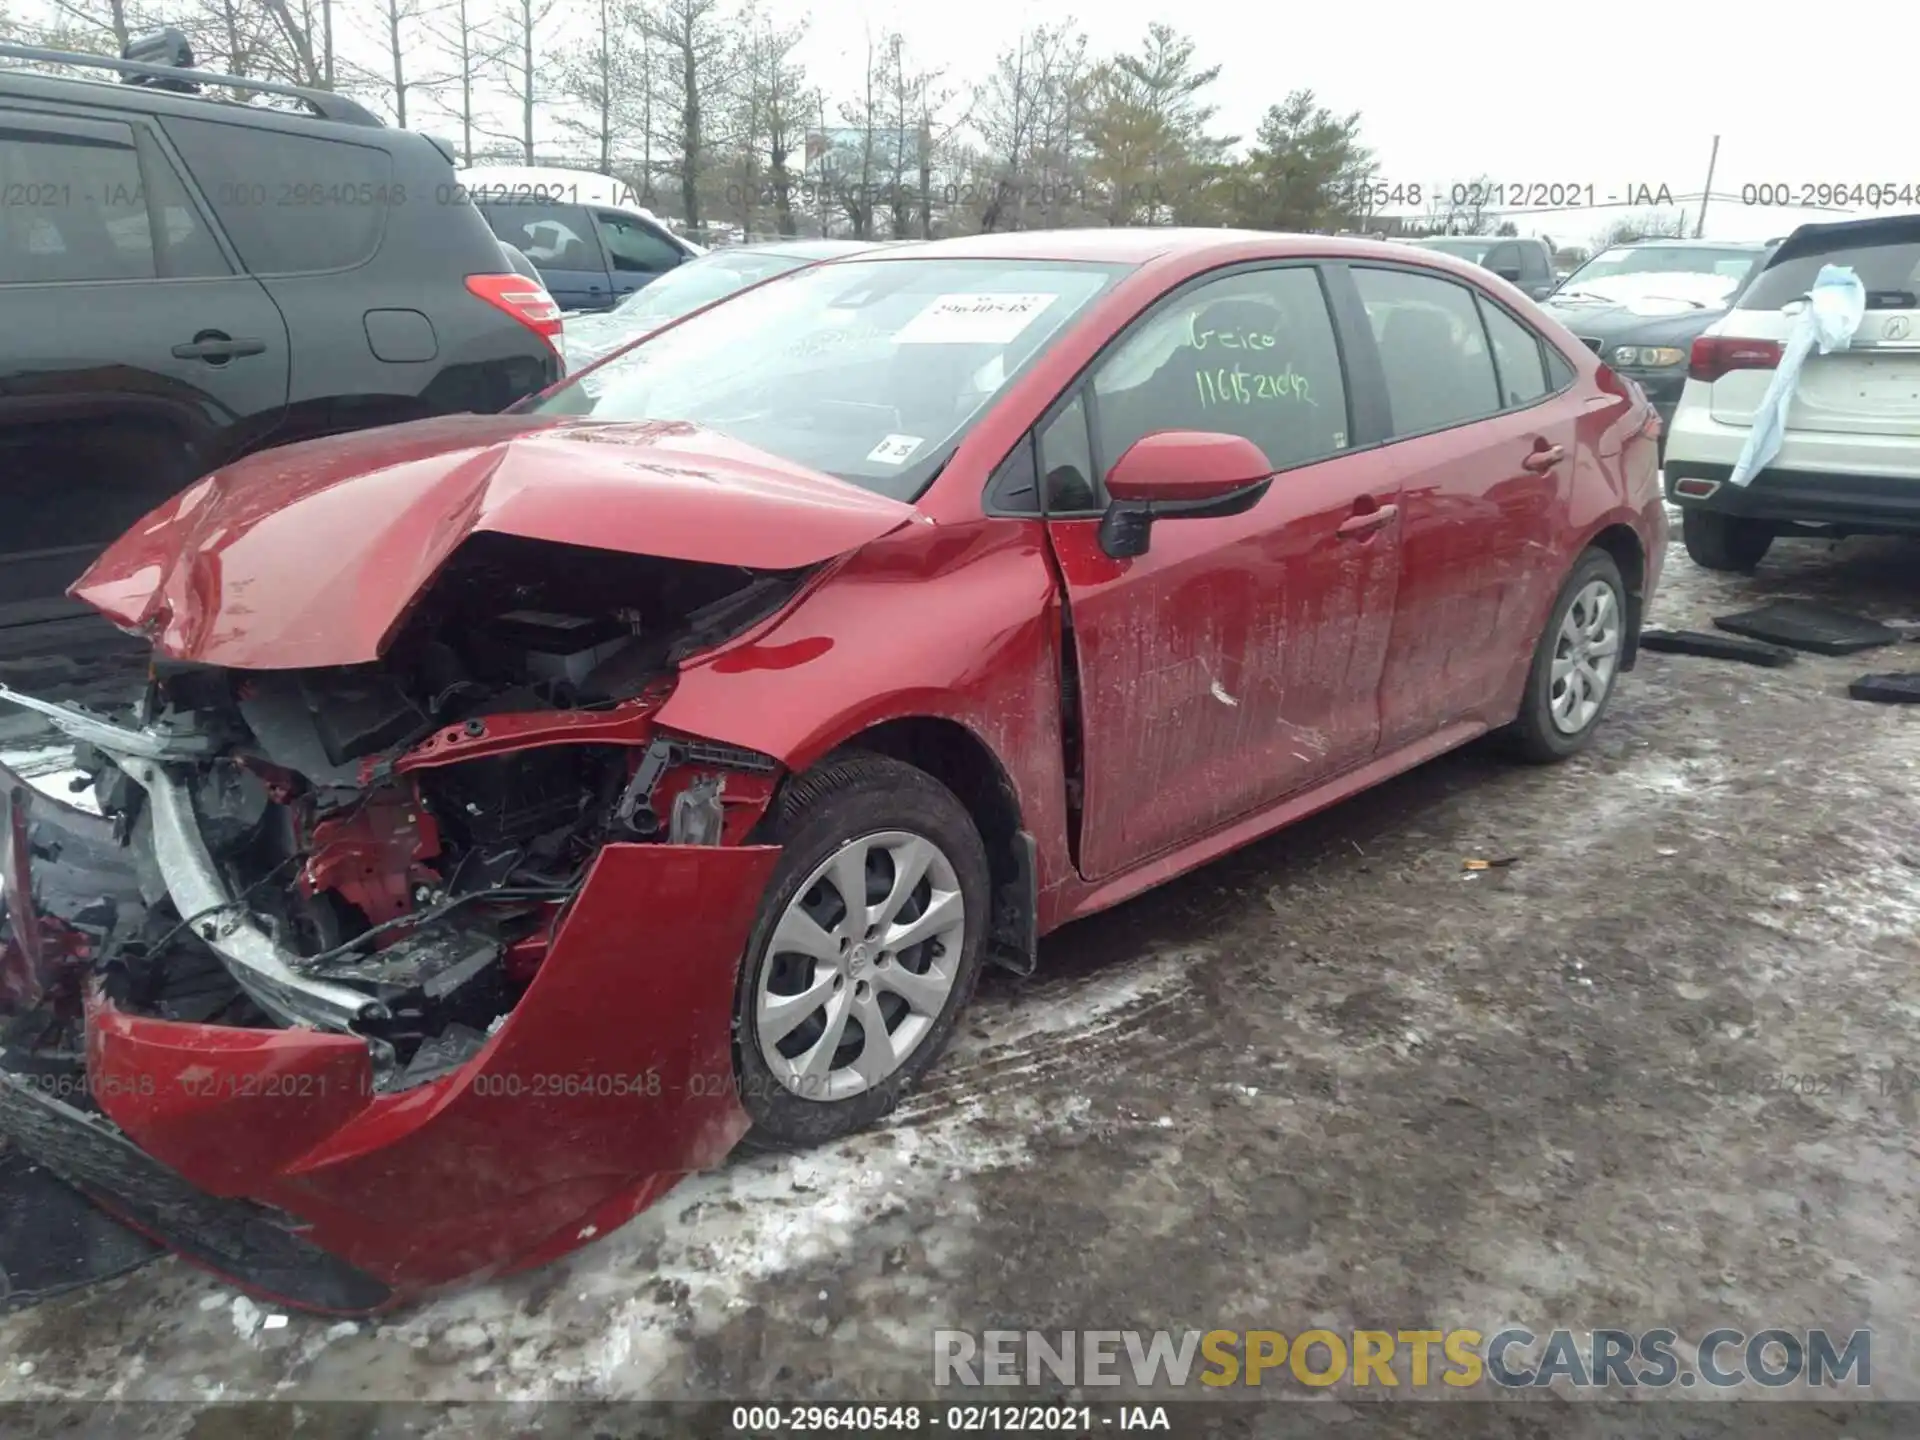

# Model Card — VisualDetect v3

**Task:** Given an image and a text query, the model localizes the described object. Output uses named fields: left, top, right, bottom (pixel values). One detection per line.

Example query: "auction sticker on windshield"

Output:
left=866, top=434, right=926, bottom=465
left=898, top=293, right=1059, bottom=344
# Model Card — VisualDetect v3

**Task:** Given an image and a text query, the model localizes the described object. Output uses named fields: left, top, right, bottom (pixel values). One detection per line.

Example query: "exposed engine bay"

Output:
left=1, top=536, right=798, bottom=1094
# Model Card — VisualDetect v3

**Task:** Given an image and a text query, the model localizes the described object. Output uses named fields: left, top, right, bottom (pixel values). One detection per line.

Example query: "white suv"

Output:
left=1662, top=215, right=1920, bottom=571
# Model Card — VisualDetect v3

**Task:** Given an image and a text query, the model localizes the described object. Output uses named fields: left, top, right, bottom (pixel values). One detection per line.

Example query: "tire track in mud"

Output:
left=891, top=947, right=1224, bottom=1128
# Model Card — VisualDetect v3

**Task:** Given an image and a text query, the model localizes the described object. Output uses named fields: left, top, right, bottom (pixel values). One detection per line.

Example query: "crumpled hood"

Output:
left=73, top=413, right=917, bottom=671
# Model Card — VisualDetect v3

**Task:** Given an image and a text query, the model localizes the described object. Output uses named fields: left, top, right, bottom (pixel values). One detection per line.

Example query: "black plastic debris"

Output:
left=1848, top=673, right=1920, bottom=704
left=0, top=1144, right=161, bottom=1310
left=1712, top=601, right=1901, bottom=656
left=1639, top=629, right=1798, bottom=667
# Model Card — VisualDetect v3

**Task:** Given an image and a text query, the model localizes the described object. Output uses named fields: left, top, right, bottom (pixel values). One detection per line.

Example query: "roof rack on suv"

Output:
left=0, top=37, right=384, bottom=127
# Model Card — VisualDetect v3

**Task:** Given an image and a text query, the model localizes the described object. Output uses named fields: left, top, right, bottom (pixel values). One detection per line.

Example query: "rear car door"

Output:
left=476, top=199, right=611, bottom=310
left=0, top=107, right=289, bottom=618
left=1027, top=263, right=1402, bottom=881
left=1341, top=262, right=1577, bottom=749
left=590, top=208, right=688, bottom=302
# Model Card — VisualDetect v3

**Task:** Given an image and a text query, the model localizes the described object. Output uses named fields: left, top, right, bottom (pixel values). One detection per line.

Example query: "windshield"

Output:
left=533, top=257, right=1125, bottom=500
left=614, top=249, right=812, bottom=320
left=1563, top=246, right=1759, bottom=288
left=1412, top=238, right=1495, bottom=262
left=563, top=250, right=821, bottom=377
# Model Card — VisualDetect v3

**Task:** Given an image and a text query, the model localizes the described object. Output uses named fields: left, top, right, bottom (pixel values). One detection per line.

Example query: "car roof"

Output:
left=886, top=227, right=1302, bottom=264
left=1601, top=239, right=1767, bottom=250
left=729, top=239, right=893, bottom=260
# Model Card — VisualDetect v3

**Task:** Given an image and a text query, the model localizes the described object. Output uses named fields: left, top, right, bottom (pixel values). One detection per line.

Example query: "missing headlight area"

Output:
left=1, top=535, right=793, bottom=1094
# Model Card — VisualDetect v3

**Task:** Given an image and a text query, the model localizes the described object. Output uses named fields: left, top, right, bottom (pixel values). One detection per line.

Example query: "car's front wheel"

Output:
left=1506, top=548, right=1629, bottom=764
left=732, top=752, right=989, bottom=1147
left=1681, top=508, right=1774, bottom=572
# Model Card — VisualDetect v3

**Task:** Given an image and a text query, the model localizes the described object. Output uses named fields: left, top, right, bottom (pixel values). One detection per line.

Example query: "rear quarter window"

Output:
left=162, top=116, right=391, bottom=273
left=476, top=201, right=603, bottom=270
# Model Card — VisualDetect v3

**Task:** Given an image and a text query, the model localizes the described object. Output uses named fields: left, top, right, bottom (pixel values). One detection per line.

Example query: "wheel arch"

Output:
left=816, top=714, right=1038, bottom=977
left=1583, top=520, right=1647, bottom=670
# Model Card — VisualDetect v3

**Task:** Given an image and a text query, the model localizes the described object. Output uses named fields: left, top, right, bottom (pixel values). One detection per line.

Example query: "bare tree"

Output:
left=255, top=0, right=328, bottom=85
left=554, top=0, right=644, bottom=176
left=46, top=0, right=137, bottom=54
left=477, top=0, right=558, bottom=161
left=878, top=33, right=951, bottom=239
left=1423, top=172, right=1496, bottom=234
left=834, top=28, right=889, bottom=238
left=343, top=0, right=460, bottom=127
left=973, top=21, right=1088, bottom=231
left=644, top=0, right=737, bottom=230
left=754, top=14, right=813, bottom=235
left=421, top=0, right=499, bottom=163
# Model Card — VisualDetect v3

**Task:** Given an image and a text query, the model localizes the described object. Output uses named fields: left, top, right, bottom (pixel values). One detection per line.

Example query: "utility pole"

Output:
left=1693, top=135, right=1720, bottom=238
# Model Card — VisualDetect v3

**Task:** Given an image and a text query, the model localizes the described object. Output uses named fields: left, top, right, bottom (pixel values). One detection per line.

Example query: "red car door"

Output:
left=1036, top=264, right=1403, bottom=882
left=1341, top=264, right=1578, bottom=748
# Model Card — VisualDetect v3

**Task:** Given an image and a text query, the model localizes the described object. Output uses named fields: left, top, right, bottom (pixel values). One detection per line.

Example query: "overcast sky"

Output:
left=778, top=0, right=1917, bottom=244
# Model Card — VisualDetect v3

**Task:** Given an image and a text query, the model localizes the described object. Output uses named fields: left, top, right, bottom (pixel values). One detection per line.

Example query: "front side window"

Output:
left=1353, top=266, right=1501, bottom=436
left=594, top=210, right=684, bottom=274
left=531, top=257, right=1125, bottom=501
left=1091, top=266, right=1349, bottom=477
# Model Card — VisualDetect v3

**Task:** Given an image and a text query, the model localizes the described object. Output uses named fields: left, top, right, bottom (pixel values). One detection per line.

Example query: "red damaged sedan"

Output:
left=0, top=229, right=1664, bottom=1312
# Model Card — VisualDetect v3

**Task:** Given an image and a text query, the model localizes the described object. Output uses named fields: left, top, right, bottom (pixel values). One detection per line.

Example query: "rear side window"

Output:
left=0, top=116, right=151, bottom=282
left=1742, top=229, right=1920, bottom=310
left=1477, top=298, right=1550, bottom=407
left=593, top=210, right=682, bottom=274
left=1352, top=266, right=1501, bottom=436
left=163, top=117, right=390, bottom=273
left=478, top=201, right=602, bottom=270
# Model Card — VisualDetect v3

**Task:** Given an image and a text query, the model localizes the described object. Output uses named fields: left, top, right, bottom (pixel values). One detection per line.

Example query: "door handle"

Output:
left=1336, top=503, right=1398, bottom=538
left=172, top=334, right=266, bottom=362
left=1522, top=445, right=1565, bottom=472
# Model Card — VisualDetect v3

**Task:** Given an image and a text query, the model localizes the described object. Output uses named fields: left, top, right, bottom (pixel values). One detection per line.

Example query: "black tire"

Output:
left=1681, top=507, right=1773, bottom=572
left=732, top=751, right=989, bottom=1148
left=1505, top=548, right=1628, bottom=765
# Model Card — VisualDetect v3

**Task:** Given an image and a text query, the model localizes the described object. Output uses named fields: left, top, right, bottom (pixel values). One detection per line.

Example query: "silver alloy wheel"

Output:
left=1549, top=578, right=1623, bottom=735
left=754, top=829, right=967, bottom=1102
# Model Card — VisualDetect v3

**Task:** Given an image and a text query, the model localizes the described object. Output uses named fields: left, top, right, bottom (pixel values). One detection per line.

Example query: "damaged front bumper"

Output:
left=0, top=745, right=779, bottom=1310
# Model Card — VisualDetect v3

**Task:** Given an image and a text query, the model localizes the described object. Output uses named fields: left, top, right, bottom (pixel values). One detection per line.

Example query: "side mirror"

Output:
left=1097, top=431, right=1273, bottom=560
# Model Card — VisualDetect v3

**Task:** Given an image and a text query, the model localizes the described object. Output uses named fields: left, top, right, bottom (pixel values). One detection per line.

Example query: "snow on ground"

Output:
left=1, top=742, right=98, bottom=814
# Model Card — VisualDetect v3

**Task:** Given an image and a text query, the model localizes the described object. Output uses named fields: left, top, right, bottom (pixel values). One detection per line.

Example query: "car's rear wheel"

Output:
left=732, top=752, right=988, bottom=1147
left=1506, top=548, right=1628, bottom=764
left=1681, top=508, right=1774, bottom=572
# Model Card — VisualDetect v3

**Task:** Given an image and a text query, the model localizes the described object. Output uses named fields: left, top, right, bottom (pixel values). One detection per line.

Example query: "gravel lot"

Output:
left=1, top=526, right=1917, bottom=1436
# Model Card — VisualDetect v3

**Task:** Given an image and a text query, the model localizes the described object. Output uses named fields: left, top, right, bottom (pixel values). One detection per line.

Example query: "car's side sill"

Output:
left=1057, top=720, right=1488, bottom=926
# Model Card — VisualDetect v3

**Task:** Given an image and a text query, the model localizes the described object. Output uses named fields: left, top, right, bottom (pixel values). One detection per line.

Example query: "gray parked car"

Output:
left=1403, top=235, right=1559, bottom=301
